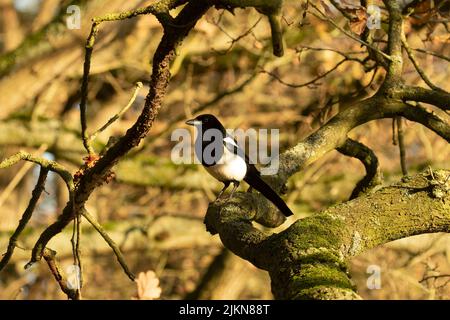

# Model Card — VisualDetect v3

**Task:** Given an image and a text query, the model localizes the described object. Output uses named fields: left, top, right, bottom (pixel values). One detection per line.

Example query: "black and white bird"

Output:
left=186, top=114, right=293, bottom=217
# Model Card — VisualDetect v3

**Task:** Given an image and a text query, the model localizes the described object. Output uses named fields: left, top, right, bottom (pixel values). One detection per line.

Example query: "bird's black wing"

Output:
left=223, top=135, right=249, bottom=161
left=223, top=135, right=293, bottom=217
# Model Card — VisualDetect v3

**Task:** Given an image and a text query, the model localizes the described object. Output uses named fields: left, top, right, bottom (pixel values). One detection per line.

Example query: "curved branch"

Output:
left=279, top=98, right=449, bottom=185
left=336, top=138, right=382, bottom=199
left=0, top=151, right=74, bottom=188
left=204, top=196, right=270, bottom=270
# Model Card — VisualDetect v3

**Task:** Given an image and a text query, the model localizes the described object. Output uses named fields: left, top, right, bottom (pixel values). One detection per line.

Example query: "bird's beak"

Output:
left=186, top=118, right=200, bottom=126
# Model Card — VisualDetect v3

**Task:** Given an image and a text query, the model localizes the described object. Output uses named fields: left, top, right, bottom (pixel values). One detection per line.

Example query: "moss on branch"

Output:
left=206, top=170, right=450, bottom=299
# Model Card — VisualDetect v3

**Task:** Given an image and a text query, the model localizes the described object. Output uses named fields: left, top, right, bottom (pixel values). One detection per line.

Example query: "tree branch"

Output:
left=381, top=0, right=404, bottom=87
left=0, top=167, right=49, bottom=272
left=402, top=34, right=447, bottom=92
left=81, top=208, right=135, bottom=281
left=26, top=0, right=211, bottom=267
left=400, top=86, right=450, bottom=111
left=336, top=138, right=382, bottom=199
left=205, top=170, right=450, bottom=299
left=43, top=248, right=80, bottom=300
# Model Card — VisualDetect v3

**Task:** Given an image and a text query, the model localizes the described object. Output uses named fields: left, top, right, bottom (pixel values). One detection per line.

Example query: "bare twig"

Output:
left=147, top=73, right=258, bottom=143
left=0, top=168, right=49, bottom=272
left=329, top=0, right=356, bottom=22
left=210, top=16, right=262, bottom=54
left=396, top=116, right=408, bottom=176
left=79, top=22, right=100, bottom=156
left=402, top=35, right=447, bottom=92
left=78, top=0, right=186, bottom=156
left=89, top=82, right=143, bottom=141
left=261, top=58, right=350, bottom=88
left=309, top=2, right=393, bottom=62
left=81, top=208, right=135, bottom=281
left=412, top=48, right=450, bottom=63
left=0, top=151, right=74, bottom=188
left=70, top=212, right=83, bottom=297
left=420, top=274, right=450, bottom=283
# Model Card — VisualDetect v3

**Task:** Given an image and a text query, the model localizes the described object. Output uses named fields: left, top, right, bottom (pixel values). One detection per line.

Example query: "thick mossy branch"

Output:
left=206, top=170, right=450, bottom=299
left=337, top=138, right=382, bottom=199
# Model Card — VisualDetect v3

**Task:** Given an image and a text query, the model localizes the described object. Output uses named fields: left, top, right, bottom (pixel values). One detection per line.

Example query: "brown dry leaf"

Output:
left=349, top=8, right=367, bottom=35
left=133, top=271, right=162, bottom=300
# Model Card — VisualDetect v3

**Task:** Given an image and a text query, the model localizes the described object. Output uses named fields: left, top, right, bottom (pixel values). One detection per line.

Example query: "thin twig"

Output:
left=90, top=82, right=143, bottom=141
left=402, top=35, right=447, bottom=92
left=81, top=208, right=135, bottom=281
left=79, top=22, right=100, bottom=156
left=0, top=168, right=49, bottom=272
left=210, top=17, right=262, bottom=54
left=147, top=73, right=258, bottom=143
left=261, top=58, right=350, bottom=88
left=70, top=212, right=83, bottom=297
left=412, top=47, right=450, bottom=63
left=77, top=1, right=187, bottom=157
left=396, top=116, right=408, bottom=176
left=309, top=2, right=393, bottom=62
left=329, top=0, right=356, bottom=21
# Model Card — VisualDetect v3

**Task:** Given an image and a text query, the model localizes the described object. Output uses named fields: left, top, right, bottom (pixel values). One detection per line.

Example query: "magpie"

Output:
left=186, top=114, right=293, bottom=217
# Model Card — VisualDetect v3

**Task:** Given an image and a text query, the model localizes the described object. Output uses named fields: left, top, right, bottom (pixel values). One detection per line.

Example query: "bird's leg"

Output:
left=228, top=181, right=240, bottom=200
left=215, top=181, right=230, bottom=202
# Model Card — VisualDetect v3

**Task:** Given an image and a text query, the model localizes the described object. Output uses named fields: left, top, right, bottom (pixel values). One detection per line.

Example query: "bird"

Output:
left=186, top=114, right=293, bottom=217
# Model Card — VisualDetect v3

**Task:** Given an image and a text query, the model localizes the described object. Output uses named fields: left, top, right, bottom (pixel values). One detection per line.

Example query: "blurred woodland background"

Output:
left=0, top=0, right=449, bottom=299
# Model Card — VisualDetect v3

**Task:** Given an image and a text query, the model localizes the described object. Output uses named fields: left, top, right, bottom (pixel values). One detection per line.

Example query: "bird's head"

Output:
left=186, top=114, right=225, bottom=132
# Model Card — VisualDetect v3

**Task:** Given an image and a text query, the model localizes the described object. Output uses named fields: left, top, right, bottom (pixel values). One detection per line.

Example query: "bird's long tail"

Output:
left=244, top=174, right=293, bottom=217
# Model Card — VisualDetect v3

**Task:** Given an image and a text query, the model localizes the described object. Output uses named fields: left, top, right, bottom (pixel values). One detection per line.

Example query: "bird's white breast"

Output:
left=205, top=145, right=247, bottom=182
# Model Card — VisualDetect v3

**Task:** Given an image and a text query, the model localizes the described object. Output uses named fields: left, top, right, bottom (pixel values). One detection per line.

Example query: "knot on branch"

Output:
left=426, top=169, right=450, bottom=200
left=204, top=192, right=285, bottom=235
